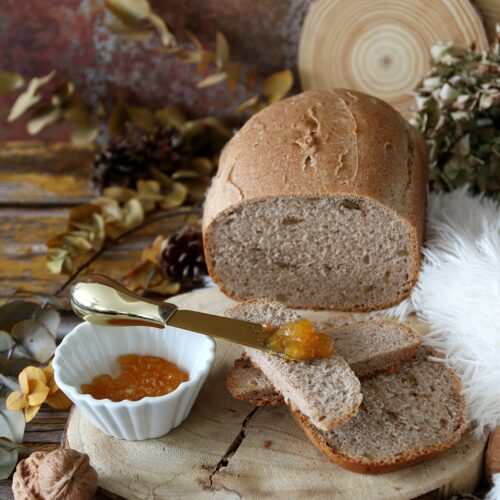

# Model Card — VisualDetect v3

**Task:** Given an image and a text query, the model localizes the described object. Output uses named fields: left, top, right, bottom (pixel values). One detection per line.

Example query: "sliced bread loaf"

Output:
left=228, top=350, right=467, bottom=474
left=203, top=89, right=428, bottom=311
left=225, top=299, right=363, bottom=431
left=294, top=349, right=467, bottom=473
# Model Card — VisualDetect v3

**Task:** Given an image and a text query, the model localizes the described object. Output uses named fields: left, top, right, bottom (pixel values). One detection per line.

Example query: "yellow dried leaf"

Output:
left=190, top=157, right=213, bottom=175
left=91, top=197, right=122, bottom=223
left=6, top=391, right=26, bottom=412
left=27, top=106, right=61, bottom=135
left=45, top=390, right=72, bottom=410
left=154, top=106, right=187, bottom=130
left=18, top=371, right=29, bottom=394
left=124, top=104, right=156, bottom=132
left=0, top=70, right=24, bottom=95
left=89, top=213, right=106, bottom=251
left=27, top=380, right=49, bottom=406
left=123, top=260, right=156, bottom=291
left=68, top=204, right=101, bottom=227
left=24, top=404, right=41, bottom=423
left=215, top=31, right=230, bottom=70
left=137, top=179, right=161, bottom=198
left=8, top=71, right=56, bottom=122
left=43, top=363, right=58, bottom=395
left=159, top=182, right=188, bottom=209
left=196, top=72, right=227, bottom=89
left=104, top=0, right=150, bottom=26
left=146, top=280, right=181, bottom=295
left=142, top=235, right=165, bottom=264
left=23, top=366, right=47, bottom=385
left=71, top=123, right=98, bottom=145
left=105, top=20, right=153, bottom=41
left=103, top=187, right=136, bottom=203
left=122, top=198, right=144, bottom=229
left=235, top=95, right=260, bottom=114
left=147, top=12, right=176, bottom=47
left=108, top=101, right=128, bottom=137
left=62, top=233, right=93, bottom=252
left=263, top=69, right=293, bottom=104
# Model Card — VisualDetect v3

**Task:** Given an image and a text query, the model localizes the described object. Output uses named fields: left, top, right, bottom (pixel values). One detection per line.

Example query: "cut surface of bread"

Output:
left=295, top=349, right=467, bottom=473
left=226, top=299, right=363, bottom=432
left=203, top=89, right=428, bottom=311
left=229, top=350, right=467, bottom=474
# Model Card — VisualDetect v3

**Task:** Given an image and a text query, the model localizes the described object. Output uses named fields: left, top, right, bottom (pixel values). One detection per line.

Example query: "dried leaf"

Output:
left=105, top=20, right=153, bottom=41
left=34, top=308, right=60, bottom=338
left=71, top=123, right=98, bottom=145
left=0, top=398, right=25, bottom=443
left=26, top=380, right=49, bottom=407
left=235, top=95, right=260, bottom=114
left=141, top=235, right=165, bottom=264
left=185, top=31, right=214, bottom=73
left=215, top=32, right=230, bottom=70
left=159, top=182, right=188, bottom=208
left=122, top=260, right=157, bottom=291
left=0, top=331, right=14, bottom=352
left=226, top=63, right=242, bottom=93
left=62, top=233, right=93, bottom=253
left=102, top=186, right=136, bottom=203
left=46, top=249, right=72, bottom=274
left=245, top=65, right=257, bottom=90
left=8, top=71, right=56, bottom=122
left=68, top=204, right=101, bottom=226
left=45, top=390, right=72, bottom=410
left=5, top=392, right=26, bottom=412
left=27, top=106, right=62, bottom=135
left=196, top=72, right=227, bottom=89
left=24, top=404, right=41, bottom=423
left=89, top=213, right=106, bottom=251
left=108, top=101, right=128, bottom=137
left=121, top=198, right=144, bottom=229
left=147, top=12, right=176, bottom=47
left=190, top=157, right=213, bottom=175
left=11, top=320, right=56, bottom=364
left=154, top=106, right=187, bottom=130
left=91, top=197, right=122, bottom=223
left=0, top=301, right=40, bottom=334
left=146, top=280, right=181, bottom=295
left=104, top=0, right=150, bottom=26
left=124, top=104, right=156, bottom=132
left=263, top=69, right=293, bottom=104
left=51, top=81, right=75, bottom=106
left=0, top=71, right=24, bottom=95
left=181, top=116, right=233, bottom=139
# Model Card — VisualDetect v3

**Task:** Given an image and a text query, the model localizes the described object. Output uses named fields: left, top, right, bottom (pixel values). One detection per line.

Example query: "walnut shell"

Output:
left=12, top=451, right=47, bottom=500
left=38, top=449, right=97, bottom=500
left=486, top=428, right=500, bottom=484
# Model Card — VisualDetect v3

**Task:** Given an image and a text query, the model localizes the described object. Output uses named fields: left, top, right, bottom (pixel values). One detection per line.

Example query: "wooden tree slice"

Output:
left=65, top=288, right=486, bottom=499
left=298, top=0, right=489, bottom=117
left=474, top=0, right=500, bottom=41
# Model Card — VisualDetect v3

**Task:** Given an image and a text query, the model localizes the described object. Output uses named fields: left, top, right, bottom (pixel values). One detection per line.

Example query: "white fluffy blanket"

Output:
left=385, top=187, right=500, bottom=438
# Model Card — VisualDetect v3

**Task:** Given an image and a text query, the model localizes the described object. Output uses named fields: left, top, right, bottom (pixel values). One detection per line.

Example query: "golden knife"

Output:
left=70, top=275, right=274, bottom=352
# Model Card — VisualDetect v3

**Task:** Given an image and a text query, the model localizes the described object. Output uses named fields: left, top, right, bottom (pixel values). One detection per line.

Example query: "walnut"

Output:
left=12, top=449, right=98, bottom=500
left=486, top=428, right=500, bottom=484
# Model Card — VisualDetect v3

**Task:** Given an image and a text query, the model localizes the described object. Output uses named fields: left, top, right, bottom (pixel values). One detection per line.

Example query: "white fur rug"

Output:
left=385, top=187, right=500, bottom=438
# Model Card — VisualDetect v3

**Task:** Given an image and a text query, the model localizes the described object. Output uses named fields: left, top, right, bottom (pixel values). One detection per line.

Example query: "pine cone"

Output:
left=159, top=225, right=207, bottom=290
left=92, top=128, right=186, bottom=191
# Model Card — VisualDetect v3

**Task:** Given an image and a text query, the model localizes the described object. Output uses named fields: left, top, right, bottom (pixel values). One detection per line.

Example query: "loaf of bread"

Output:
left=228, top=351, right=467, bottom=474
left=203, top=89, right=428, bottom=311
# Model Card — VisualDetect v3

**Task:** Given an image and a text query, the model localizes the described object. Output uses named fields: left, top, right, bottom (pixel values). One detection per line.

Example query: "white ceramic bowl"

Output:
left=53, top=322, right=215, bottom=440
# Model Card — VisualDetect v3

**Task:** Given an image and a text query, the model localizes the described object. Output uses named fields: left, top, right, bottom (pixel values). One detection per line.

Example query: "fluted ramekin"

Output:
left=53, top=321, right=215, bottom=440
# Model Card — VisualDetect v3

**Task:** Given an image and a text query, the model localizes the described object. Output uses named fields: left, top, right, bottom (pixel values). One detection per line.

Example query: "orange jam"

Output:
left=81, top=354, right=189, bottom=402
left=264, top=319, right=334, bottom=361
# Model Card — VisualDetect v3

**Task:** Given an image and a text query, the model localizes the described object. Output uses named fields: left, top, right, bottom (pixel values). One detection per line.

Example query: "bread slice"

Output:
left=203, top=89, right=428, bottom=312
left=294, top=349, right=467, bottom=473
left=226, top=301, right=420, bottom=405
left=226, top=299, right=363, bottom=432
left=229, top=350, right=466, bottom=474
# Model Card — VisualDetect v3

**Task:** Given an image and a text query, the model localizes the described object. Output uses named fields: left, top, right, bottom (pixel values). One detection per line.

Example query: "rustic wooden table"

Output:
left=0, top=141, right=192, bottom=499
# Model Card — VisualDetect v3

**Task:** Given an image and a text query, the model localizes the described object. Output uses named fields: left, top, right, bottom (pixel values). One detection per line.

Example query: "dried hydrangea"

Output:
left=410, top=24, right=500, bottom=200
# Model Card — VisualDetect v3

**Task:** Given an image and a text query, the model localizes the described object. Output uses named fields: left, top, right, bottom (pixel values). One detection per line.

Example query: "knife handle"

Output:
left=70, top=274, right=178, bottom=328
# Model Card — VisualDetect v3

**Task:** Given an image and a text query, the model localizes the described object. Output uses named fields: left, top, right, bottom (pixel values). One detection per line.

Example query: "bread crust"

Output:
left=202, top=89, right=428, bottom=312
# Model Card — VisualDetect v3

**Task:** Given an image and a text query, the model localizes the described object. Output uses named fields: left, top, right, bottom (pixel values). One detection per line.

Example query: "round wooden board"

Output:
left=298, top=0, right=489, bottom=118
left=65, top=287, right=486, bottom=499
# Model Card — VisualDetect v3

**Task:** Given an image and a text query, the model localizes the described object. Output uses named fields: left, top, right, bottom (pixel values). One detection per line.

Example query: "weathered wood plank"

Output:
left=0, top=142, right=94, bottom=205
left=0, top=207, right=196, bottom=299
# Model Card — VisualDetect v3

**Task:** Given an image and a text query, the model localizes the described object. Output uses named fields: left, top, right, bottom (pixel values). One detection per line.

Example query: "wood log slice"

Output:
left=64, top=288, right=486, bottom=499
left=474, top=0, right=500, bottom=42
left=298, top=0, right=489, bottom=117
